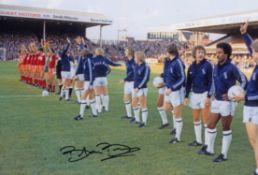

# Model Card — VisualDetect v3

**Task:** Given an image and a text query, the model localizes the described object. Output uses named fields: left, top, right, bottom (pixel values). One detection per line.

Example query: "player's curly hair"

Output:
left=216, top=42, right=232, bottom=58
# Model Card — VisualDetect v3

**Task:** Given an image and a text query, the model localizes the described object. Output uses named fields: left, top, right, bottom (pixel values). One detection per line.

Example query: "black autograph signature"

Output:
left=60, top=142, right=141, bottom=162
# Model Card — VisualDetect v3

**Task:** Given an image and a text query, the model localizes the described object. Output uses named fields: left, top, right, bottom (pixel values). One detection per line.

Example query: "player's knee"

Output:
left=123, top=95, right=130, bottom=102
left=156, top=99, right=163, bottom=107
left=208, top=123, right=216, bottom=129
left=131, top=99, right=137, bottom=107
left=248, top=137, right=257, bottom=148
left=132, top=103, right=137, bottom=108
left=173, top=107, right=182, bottom=117
left=81, top=95, right=87, bottom=100
left=202, top=115, right=209, bottom=125
left=163, top=104, right=169, bottom=112
left=222, top=127, right=231, bottom=131
left=192, top=112, right=200, bottom=122
left=140, top=103, right=146, bottom=109
left=193, top=117, right=200, bottom=122
left=157, top=103, right=163, bottom=108
left=103, top=87, right=108, bottom=94
left=222, top=125, right=231, bottom=131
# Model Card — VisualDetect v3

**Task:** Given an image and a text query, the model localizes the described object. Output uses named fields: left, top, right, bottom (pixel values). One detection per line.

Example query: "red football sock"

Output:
left=39, top=80, right=42, bottom=87
left=36, top=79, right=39, bottom=86
left=43, top=80, right=46, bottom=89
left=48, top=84, right=51, bottom=91
left=51, top=85, right=56, bottom=92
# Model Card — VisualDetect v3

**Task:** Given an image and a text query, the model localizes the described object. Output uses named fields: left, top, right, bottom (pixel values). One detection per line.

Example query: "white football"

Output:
left=42, top=90, right=49, bottom=97
left=153, top=76, right=164, bottom=88
left=227, top=85, right=244, bottom=99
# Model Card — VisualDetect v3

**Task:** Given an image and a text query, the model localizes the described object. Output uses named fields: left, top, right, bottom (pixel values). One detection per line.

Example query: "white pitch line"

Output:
left=109, top=90, right=157, bottom=94
left=0, top=94, right=42, bottom=98
left=0, top=90, right=158, bottom=99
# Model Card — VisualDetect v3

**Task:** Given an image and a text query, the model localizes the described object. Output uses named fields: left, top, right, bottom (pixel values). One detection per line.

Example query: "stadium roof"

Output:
left=0, top=4, right=112, bottom=27
left=175, top=9, right=258, bottom=34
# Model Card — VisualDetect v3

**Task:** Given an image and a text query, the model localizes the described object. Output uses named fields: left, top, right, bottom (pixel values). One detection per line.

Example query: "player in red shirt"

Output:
left=32, top=52, right=38, bottom=86
left=23, top=50, right=29, bottom=83
left=28, top=42, right=38, bottom=86
left=43, top=41, right=58, bottom=92
left=18, top=44, right=27, bottom=82
left=38, top=51, right=46, bottom=89
left=27, top=45, right=34, bottom=85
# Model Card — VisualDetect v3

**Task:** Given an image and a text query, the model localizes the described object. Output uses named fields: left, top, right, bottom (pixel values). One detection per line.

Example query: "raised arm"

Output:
left=240, top=21, right=253, bottom=55
left=105, top=57, right=121, bottom=67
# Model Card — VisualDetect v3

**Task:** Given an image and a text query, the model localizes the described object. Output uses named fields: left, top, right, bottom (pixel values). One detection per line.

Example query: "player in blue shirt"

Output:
left=185, top=45, right=213, bottom=148
left=92, top=48, right=121, bottom=112
left=235, top=22, right=258, bottom=175
left=155, top=55, right=170, bottom=129
left=131, top=51, right=150, bottom=127
left=59, top=38, right=73, bottom=101
left=74, top=36, right=88, bottom=104
left=74, top=48, right=97, bottom=120
left=163, top=43, right=186, bottom=144
left=205, top=42, right=247, bottom=163
left=120, top=48, right=135, bottom=121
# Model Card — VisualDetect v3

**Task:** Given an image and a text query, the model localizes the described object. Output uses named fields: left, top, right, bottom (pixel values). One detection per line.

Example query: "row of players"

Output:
left=17, top=22, right=258, bottom=174
left=70, top=40, right=244, bottom=164
left=115, top=23, right=258, bottom=174
left=18, top=40, right=58, bottom=92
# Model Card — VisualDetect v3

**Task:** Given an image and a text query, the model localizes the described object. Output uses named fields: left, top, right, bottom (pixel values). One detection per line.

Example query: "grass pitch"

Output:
left=0, top=61, right=255, bottom=175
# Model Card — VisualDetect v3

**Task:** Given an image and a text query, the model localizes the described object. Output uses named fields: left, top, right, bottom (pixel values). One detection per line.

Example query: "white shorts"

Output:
left=124, top=81, right=134, bottom=95
left=180, top=87, right=186, bottom=102
left=70, top=70, right=76, bottom=77
left=70, top=62, right=76, bottom=77
left=77, top=74, right=84, bottom=81
left=243, top=106, right=258, bottom=124
left=61, top=71, right=72, bottom=79
left=189, top=92, right=208, bottom=109
left=93, top=77, right=108, bottom=87
left=132, top=88, right=148, bottom=97
left=211, top=99, right=237, bottom=117
left=83, top=81, right=92, bottom=91
left=158, top=87, right=165, bottom=95
left=164, top=89, right=183, bottom=107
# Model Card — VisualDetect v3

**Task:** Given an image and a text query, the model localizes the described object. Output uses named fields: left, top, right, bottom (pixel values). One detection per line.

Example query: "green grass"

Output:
left=0, top=61, right=255, bottom=175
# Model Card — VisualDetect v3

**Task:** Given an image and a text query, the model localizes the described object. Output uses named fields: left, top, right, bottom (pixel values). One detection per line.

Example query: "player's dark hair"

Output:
left=167, top=43, right=179, bottom=56
left=216, top=42, right=232, bottom=58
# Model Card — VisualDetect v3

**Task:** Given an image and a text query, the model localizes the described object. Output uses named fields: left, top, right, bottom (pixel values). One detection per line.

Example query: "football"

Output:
left=227, top=85, right=245, bottom=100
left=42, top=90, right=49, bottom=97
left=153, top=76, right=164, bottom=88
